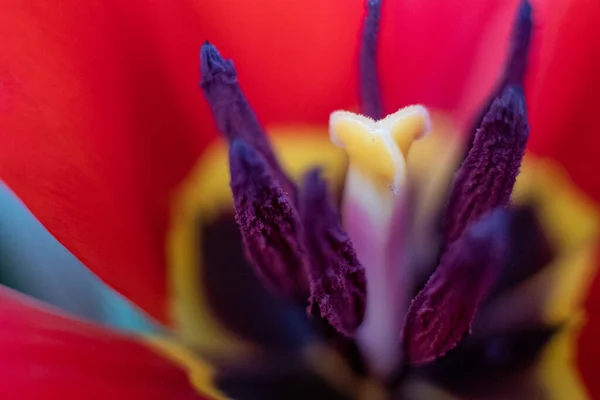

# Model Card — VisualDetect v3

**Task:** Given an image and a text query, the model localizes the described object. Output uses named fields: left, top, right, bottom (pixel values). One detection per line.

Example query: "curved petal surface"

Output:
left=0, top=285, right=211, bottom=399
left=522, top=0, right=600, bottom=395
left=0, top=0, right=215, bottom=321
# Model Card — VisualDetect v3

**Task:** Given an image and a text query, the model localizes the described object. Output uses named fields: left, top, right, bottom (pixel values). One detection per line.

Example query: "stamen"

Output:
left=329, top=107, right=430, bottom=377
left=300, top=169, right=366, bottom=337
left=503, top=0, right=533, bottom=87
left=359, top=0, right=384, bottom=120
left=443, top=86, right=529, bottom=246
left=463, top=0, right=532, bottom=153
left=403, top=209, right=509, bottom=365
left=200, top=42, right=297, bottom=200
left=229, top=139, right=309, bottom=303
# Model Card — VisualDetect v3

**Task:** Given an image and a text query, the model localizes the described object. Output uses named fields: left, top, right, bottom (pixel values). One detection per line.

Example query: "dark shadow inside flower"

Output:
left=215, top=353, right=354, bottom=400
left=199, top=178, right=369, bottom=377
left=487, top=204, right=555, bottom=298
left=200, top=213, right=313, bottom=350
left=419, top=326, right=557, bottom=398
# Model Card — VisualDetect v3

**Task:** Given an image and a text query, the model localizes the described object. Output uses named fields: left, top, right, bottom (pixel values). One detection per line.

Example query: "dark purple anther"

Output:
left=229, top=139, right=309, bottom=303
left=299, top=169, right=366, bottom=337
left=359, top=0, right=384, bottom=120
left=200, top=42, right=297, bottom=200
left=443, top=85, right=529, bottom=246
left=403, top=210, right=509, bottom=365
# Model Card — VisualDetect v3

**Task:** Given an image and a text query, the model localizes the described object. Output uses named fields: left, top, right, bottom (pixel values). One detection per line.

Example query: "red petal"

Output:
left=379, top=0, right=522, bottom=129
left=194, top=0, right=364, bottom=125
left=521, top=1, right=600, bottom=396
left=527, top=0, right=600, bottom=202
left=0, top=1, right=216, bottom=321
left=0, top=285, right=206, bottom=400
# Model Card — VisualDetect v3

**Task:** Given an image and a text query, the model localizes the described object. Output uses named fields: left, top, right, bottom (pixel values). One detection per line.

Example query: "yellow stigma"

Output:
left=329, top=106, right=430, bottom=193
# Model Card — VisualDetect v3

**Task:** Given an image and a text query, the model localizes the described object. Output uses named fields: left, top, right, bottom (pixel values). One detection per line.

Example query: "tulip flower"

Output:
left=0, top=0, right=599, bottom=399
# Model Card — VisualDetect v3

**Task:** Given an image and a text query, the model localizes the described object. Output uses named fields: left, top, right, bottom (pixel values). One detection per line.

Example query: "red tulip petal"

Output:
left=522, top=0, right=600, bottom=396
left=527, top=0, right=600, bottom=202
left=0, top=285, right=210, bottom=400
left=0, top=1, right=220, bottom=322
left=194, top=0, right=364, bottom=125
left=379, top=0, right=521, bottom=129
